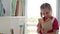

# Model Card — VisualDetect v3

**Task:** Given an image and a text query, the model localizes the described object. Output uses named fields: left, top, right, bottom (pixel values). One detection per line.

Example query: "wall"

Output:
left=58, top=0, right=60, bottom=26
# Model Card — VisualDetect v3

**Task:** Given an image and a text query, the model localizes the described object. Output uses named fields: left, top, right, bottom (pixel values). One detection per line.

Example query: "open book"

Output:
left=39, top=18, right=52, bottom=32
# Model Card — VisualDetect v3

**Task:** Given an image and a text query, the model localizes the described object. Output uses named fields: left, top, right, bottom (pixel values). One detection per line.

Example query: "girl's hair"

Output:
left=40, top=3, right=52, bottom=17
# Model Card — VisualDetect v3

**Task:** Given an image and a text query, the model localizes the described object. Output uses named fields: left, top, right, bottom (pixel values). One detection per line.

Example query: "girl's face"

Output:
left=41, top=8, right=52, bottom=18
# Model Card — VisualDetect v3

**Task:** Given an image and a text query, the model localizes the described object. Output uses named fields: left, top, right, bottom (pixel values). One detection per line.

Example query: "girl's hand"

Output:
left=42, top=30, right=56, bottom=34
left=39, top=19, right=43, bottom=23
left=37, top=28, right=40, bottom=33
left=42, top=31, right=47, bottom=34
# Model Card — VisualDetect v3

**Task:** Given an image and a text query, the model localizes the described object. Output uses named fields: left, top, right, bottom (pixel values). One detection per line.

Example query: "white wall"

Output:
left=58, top=0, right=60, bottom=26
left=56, top=0, right=60, bottom=34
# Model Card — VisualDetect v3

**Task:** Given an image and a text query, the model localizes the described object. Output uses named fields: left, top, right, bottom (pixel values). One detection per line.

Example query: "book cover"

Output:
left=39, top=19, right=52, bottom=32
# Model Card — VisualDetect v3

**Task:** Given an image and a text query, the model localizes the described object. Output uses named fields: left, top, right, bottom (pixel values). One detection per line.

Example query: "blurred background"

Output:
left=0, top=0, right=60, bottom=34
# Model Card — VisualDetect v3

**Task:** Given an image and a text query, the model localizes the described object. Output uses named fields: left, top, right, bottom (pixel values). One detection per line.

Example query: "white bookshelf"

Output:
left=0, top=16, right=26, bottom=34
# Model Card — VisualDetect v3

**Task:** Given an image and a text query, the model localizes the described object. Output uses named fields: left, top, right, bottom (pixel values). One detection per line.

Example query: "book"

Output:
left=11, top=0, right=16, bottom=16
left=11, top=0, right=25, bottom=16
left=39, top=18, right=52, bottom=32
left=0, top=0, right=5, bottom=16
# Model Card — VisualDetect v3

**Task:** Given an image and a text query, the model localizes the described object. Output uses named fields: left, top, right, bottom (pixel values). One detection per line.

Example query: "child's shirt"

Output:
left=37, top=17, right=59, bottom=34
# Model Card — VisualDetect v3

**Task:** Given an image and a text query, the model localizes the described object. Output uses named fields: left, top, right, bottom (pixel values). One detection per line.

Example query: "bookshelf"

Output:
left=11, top=0, right=25, bottom=16
left=0, top=0, right=26, bottom=34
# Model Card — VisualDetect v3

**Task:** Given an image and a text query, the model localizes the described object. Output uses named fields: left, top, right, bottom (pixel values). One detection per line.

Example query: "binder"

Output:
left=0, top=0, right=5, bottom=16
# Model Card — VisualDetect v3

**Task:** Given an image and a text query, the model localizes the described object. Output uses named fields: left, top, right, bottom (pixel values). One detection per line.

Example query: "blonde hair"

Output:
left=40, top=3, right=52, bottom=17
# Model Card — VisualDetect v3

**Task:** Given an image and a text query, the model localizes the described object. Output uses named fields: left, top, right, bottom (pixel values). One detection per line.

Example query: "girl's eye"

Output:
left=42, top=12, right=49, bottom=15
left=42, top=12, right=49, bottom=14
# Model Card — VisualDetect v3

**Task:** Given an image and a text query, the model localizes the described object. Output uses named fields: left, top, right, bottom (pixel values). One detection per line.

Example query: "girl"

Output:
left=37, top=3, right=59, bottom=34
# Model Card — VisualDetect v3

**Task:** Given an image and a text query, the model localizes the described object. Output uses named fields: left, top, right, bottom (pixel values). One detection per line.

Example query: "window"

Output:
left=26, top=0, right=57, bottom=34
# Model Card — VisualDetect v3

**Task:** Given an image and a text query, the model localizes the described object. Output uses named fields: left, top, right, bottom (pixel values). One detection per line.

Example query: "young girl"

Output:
left=37, top=3, right=59, bottom=34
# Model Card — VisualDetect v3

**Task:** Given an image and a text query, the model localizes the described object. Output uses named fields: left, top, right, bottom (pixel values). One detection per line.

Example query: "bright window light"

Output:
left=26, top=0, right=57, bottom=34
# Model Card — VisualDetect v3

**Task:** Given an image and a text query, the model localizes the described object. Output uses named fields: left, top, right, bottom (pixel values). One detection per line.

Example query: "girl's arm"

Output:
left=37, top=22, right=42, bottom=33
left=52, top=18, right=59, bottom=34
left=37, top=27, right=41, bottom=33
left=53, top=30, right=57, bottom=34
left=47, top=30, right=57, bottom=34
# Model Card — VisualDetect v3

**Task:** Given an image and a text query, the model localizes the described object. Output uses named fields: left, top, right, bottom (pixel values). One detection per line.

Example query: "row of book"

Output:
left=11, top=0, right=25, bottom=16
left=0, top=0, right=25, bottom=16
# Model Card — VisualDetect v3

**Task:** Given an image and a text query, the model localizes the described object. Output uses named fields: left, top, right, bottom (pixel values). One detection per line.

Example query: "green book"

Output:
left=11, top=0, right=16, bottom=16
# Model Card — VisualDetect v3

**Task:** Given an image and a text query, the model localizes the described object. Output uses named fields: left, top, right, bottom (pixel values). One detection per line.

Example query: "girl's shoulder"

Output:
left=52, top=17, right=58, bottom=21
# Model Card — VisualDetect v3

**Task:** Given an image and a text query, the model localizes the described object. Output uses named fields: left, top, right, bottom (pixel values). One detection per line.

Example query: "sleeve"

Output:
left=37, top=22, right=41, bottom=27
left=53, top=18, right=59, bottom=30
